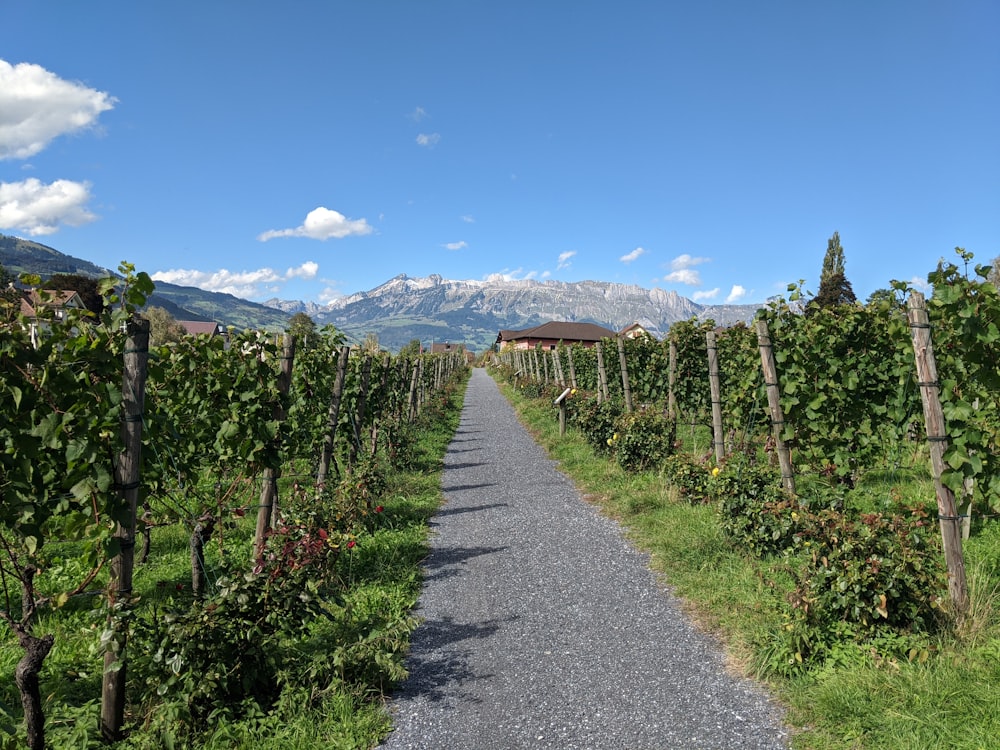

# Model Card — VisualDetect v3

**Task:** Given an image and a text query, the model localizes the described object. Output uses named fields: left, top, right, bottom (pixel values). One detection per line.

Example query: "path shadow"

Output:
left=395, top=615, right=514, bottom=704
left=442, top=461, right=487, bottom=470
left=440, top=483, right=497, bottom=495
left=421, top=544, right=507, bottom=582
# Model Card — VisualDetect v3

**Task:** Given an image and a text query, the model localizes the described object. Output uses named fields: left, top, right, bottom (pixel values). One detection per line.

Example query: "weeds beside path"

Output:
left=379, top=368, right=788, bottom=749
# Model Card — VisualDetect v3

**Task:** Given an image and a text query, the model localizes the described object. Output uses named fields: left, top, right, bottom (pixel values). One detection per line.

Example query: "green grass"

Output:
left=501, top=378, right=1000, bottom=750
left=0, top=375, right=467, bottom=750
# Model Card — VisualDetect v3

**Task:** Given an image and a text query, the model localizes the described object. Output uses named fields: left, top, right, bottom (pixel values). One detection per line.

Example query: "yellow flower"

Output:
left=711, top=467, right=721, bottom=477
left=606, top=438, right=613, bottom=445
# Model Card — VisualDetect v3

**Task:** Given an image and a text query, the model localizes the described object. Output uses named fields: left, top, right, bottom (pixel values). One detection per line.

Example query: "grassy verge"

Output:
left=0, top=374, right=467, bottom=750
left=499, top=379, right=1000, bottom=750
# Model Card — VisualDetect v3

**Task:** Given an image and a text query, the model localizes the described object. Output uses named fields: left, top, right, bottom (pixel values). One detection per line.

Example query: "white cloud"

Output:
left=692, top=288, right=720, bottom=301
left=461, top=215, right=475, bottom=223
left=0, top=59, right=116, bottom=160
left=443, top=241, right=467, bottom=251
left=660, top=253, right=711, bottom=285
left=619, top=247, right=646, bottom=264
left=318, top=286, right=343, bottom=303
left=416, top=133, right=441, bottom=147
left=409, top=106, right=428, bottom=122
left=725, top=285, right=747, bottom=303
left=286, top=261, right=319, bottom=279
left=663, top=269, right=701, bottom=285
left=557, top=250, right=576, bottom=269
left=670, top=253, right=710, bottom=271
left=152, top=261, right=320, bottom=298
left=0, top=177, right=97, bottom=235
left=485, top=267, right=537, bottom=282
left=257, top=206, right=373, bottom=242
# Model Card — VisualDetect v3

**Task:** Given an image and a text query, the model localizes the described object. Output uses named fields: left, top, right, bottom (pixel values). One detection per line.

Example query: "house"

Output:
left=19, top=289, right=88, bottom=347
left=495, top=321, right=618, bottom=350
left=429, top=342, right=475, bottom=361
left=20, top=289, right=87, bottom=321
left=619, top=322, right=653, bottom=339
left=177, top=320, right=224, bottom=337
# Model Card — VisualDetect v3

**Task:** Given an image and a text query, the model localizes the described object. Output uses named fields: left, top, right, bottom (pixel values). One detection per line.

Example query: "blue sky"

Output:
left=1, top=1, right=997, bottom=306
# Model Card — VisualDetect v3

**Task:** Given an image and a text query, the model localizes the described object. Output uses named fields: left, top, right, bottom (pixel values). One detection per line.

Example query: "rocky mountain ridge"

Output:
left=264, top=273, right=763, bottom=352
left=1, top=234, right=763, bottom=353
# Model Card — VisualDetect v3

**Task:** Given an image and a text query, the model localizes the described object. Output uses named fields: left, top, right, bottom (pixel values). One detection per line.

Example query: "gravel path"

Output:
left=379, top=368, right=789, bottom=750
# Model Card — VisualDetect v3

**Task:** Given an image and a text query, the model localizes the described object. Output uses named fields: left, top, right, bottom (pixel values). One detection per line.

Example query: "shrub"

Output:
left=612, top=406, right=676, bottom=471
left=717, top=463, right=790, bottom=555
left=790, top=506, right=945, bottom=637
left=664, top=453, right=715, bottom=505
left=572, top=397, right=624, bottom=454
left=762, top=505, right=947, bottom=674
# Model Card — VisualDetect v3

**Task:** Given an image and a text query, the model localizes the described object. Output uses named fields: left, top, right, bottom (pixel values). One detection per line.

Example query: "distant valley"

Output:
left=1, top=234, right=763, bottom=353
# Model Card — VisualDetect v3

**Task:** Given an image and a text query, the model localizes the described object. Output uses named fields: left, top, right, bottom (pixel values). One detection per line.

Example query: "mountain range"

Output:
left=1, top=234, right=762, bottom=352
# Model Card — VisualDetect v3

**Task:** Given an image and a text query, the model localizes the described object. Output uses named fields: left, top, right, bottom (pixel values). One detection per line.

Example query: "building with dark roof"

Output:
left=495, top=321, right=617, bottom=350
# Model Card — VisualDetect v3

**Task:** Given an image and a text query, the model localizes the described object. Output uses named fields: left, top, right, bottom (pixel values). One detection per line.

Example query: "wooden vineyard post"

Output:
left=706, top=330, right=725, bottom=462
left=371, top=354, right=392, bottom=458
left=348, top=353, right=373, bottom=468
left=595, top=341, right=610, bottom=403
left=567, top=346, right=578, bottom=388
left=667, top=339, right=677, bottom=420
left=407, top=359, right=420, bottom=421
left=316, top=345, right=351, bottom=487
left=542, top=349, right=550, bottom=384
left=755, top=320, right=796, bottom=497
left=254, top=334, right=295, bottom=563
left=101, top=317, right=150, bottom=742
left=616, top=336, right=634, bottom=412
left=907, top=291, right=969, bottom=618
left=554, top=387, right=572, bottom=436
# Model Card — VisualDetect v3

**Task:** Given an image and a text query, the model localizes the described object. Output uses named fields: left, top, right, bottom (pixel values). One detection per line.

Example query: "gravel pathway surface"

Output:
left=379, top=369, right=789, bottom=750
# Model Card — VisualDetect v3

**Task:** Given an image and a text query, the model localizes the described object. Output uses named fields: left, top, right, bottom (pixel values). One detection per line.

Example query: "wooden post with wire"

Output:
left=755, top=320, right=796, bottom=498
left=254, top=333, right=295, bottom=562
left=907, top=291, right=969, bottom=619
left=706, top=330, right=725, bottom=462
left=101, top=316, right=150, bottom=742
left=617, top=336, right=634, bottom=413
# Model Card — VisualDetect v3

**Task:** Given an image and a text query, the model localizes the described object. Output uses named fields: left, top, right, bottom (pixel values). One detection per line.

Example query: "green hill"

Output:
left=0, top=234, right=291, bottom=331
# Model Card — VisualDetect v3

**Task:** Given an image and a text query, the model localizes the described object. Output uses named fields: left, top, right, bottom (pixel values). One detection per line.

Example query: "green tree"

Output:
left=287, top=312, right=317, bottom=347
left=361, top=331, right=381, bottom=355
left=988, top=255, right=1000, bottom=285
left=41, top=273, right=106, bottom=315
left=809, top=231, right=857, bottom=312
left=144, top=305, right=187, bottom=346
left=399, top=338, right=422, bottom=357
left=0, top=263, right=17, bottom=321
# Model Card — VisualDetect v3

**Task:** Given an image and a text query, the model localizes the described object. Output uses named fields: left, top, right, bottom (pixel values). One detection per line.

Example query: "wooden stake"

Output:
left=254, top=334, right=295, bottom=562
left=755, top=320, right=796, bottom=497
left=706, top=330, right=725, bottom=462
left=101, top=316, right=150, bottom=741
left=907, top=291, right=969, bottom=618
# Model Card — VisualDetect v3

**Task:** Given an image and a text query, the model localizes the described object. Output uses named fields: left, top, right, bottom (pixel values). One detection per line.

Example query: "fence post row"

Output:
left=316, top=345, right=351, bottom=488
left=101, top=316, right=151, bottom=742
left=617, top=336, right=634, bottom=413
left=907, top=291, right=969, bottom=618
left=706, top=330, right=725, bottom=462
left=254, top=333, right=296, bottom=562
left=595, top=341, right=609, bottom=403
left=754, top=320, right=796, bottom=498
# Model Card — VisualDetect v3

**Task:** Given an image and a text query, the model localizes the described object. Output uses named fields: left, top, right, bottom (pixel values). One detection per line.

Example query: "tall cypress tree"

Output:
left=810, top=231, right=857, bottom=311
